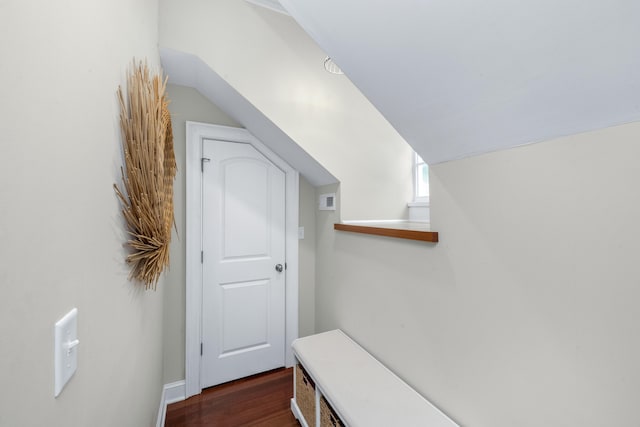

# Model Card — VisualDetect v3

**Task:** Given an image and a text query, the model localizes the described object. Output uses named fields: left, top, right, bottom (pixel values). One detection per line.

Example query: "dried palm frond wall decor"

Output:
left=114, top=60, right=176, bottom=290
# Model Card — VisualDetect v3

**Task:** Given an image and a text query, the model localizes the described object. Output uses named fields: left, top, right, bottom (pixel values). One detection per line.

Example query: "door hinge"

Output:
left=201, top=157, right=210, bottom=172
left=201, top=251, right=203, bottom=263
left=200, top=343, right=203, bottom=356
left=285, top=262, right=287, bottom=270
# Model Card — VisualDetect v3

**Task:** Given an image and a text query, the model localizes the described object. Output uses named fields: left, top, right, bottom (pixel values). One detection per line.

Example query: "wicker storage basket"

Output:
left=296, top=364, right=316, bottom=426
left=320, top=396, right=345, bottom=427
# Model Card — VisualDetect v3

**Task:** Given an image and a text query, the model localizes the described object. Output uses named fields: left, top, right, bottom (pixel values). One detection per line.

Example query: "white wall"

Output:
left=0, top=1, right=164, bottom=426
left=298, top=176, right=317, bottom=338
left=163, top=84, right=320, bottom=382
left=315, top=121, right=640, bottom=426
left=159, top=0, right=413, bottom=220
left=163, top=84, right=241, bottom=384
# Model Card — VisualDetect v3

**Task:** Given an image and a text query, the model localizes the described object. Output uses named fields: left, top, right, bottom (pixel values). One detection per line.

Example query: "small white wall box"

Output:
left=54, top=308, right=79, bottom=397
left=319, top=193, right=336, bottom=211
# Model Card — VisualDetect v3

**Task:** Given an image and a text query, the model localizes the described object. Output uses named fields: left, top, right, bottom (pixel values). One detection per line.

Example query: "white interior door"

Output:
left=201, top=139, right=286, bottom=388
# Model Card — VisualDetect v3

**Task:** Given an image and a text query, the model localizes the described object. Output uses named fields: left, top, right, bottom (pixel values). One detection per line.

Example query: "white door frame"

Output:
left=185, top=121, right=299, bottom=398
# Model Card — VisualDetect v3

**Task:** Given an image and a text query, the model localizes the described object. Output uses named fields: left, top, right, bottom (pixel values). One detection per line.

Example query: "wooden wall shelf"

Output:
left=334, top=222, right=438, bottom=243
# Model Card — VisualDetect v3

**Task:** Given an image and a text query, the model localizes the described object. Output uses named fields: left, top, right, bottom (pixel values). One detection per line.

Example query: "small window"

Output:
left=413, top=152, right=429, bottom=202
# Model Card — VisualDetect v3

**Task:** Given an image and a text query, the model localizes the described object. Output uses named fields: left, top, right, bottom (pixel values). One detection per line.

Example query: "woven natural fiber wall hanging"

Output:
left=114, top=60, right=176, bottom=290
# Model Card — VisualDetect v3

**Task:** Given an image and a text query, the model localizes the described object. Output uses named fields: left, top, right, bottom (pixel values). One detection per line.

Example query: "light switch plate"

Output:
left=54, top=308, right=79, bottom=397
left=298, top=227, right=305, bottom=239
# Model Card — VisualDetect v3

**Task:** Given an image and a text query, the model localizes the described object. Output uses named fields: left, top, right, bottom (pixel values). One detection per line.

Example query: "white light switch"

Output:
left=298, top=227, right=305, bottom=239
left=54, top=308, right=79, bottom=397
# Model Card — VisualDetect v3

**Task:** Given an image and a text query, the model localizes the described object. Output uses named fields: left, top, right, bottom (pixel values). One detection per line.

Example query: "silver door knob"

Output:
left=275, top=264, right=283, bottom=272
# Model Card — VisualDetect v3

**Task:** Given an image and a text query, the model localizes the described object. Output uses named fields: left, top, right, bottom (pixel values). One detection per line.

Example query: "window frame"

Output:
left=412, top=152, right=429, bottom=205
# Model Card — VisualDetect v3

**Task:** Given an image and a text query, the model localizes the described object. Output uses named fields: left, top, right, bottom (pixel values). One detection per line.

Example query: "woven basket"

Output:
left=320, top=396, right=345, bottom=427
left=296, top=364, right=316, bottom=426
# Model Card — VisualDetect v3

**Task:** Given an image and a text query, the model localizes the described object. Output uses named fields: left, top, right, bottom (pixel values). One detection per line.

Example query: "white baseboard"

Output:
left=156, top=380, right=186, bottom=427
left=291, top=398, right=309, bottom=427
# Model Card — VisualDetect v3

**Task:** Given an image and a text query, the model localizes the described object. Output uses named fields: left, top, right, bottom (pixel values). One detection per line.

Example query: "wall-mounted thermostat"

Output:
left=319, top=193, right=336, bottom=211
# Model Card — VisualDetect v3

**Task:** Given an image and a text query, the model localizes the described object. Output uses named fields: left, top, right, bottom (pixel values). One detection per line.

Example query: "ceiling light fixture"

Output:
left=323, top=56, right=344, bottom=75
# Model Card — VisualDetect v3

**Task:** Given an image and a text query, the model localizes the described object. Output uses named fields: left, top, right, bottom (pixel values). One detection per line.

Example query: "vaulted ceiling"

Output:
left=160, top=0, right=417, bottom=219
left=279, top=0, right=640, bottom=164
left=161, top=48, right=337, bottom=187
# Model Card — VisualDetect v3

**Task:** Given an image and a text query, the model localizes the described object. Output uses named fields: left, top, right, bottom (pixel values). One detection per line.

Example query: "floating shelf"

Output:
left=334, top=221, right=438, bottom=243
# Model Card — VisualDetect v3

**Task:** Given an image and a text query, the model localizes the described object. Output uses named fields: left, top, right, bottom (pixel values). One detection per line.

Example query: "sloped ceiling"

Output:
left=160, top=48, right=337, bottom=187
left=160, top=0, right=419, bottom=219
left=279, top=0, right=640, bottom=164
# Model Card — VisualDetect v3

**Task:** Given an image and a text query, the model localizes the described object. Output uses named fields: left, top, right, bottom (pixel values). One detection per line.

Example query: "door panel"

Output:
left=201, top=139, right=286, bottom=388
left=222, top=160, right=270, bottom=259
left=219, top=279, right=269, bottom=355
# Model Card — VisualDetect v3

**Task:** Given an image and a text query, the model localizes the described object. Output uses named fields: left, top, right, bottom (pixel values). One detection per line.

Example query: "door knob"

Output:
left=275, top=264, right=283, bottom=272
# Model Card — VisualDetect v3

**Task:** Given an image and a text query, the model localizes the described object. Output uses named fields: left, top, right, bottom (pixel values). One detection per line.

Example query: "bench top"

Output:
left=292, top=329, right=458, bottom=427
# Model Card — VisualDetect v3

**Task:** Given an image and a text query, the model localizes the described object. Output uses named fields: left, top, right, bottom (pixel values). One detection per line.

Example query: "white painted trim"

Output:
left=285, top=169, right=300, bottom=368
left=156, top=380, right=186, bottom=427
left=185, top=121, right=299, bottom=398
left=408, top=198, right=431, bottom=223
left=407, top=200, right=430, bottom=208
left=341, top=219, right=429, bottom=225
left=291, top=399, right=309, bottom=427
left=185, top=122, right=204, bottom=398
left=245, top=0, right=290, bottom=15
left=342, top=219, right=432, bottom=227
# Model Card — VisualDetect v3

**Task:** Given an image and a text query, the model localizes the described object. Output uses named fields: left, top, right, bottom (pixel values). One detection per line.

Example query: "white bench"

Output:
left=291, top=329, right=459, bottom=427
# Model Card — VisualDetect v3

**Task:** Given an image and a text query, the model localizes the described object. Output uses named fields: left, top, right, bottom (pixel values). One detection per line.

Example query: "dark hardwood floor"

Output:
left=165, top=367, right=301, bottom=427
